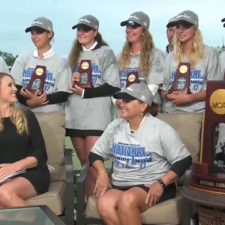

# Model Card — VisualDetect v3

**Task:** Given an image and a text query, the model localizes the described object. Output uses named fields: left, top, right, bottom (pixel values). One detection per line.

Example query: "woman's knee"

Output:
left=97, top=196, right=115, bottom=218
left=0, top=186, right=14, bottom=205
left=118, top=191, right=138, bottom=210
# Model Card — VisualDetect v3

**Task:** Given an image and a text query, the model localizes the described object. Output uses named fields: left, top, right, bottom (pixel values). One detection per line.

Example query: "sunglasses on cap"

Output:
left=31, top=27, right=48, bottom=34
left=176, top=20, right=194, bottom=28
left=126, top=20, right=141, bottom=28
left=77, top=24, right=94, bottom=32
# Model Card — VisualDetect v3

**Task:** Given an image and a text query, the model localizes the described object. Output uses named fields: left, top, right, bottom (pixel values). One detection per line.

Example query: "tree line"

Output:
left=0, top=51, right=18, bottom=66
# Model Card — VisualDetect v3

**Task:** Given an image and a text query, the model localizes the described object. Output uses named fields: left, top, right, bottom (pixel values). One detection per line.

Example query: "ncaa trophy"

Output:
left=191, top=81, right=225, bottom=193
left=168, top=62, right=191, bottom=94
left=126, top=71, right=139, bottom=87
left=27, top=65, right=46, bottom=94
left=74, top=60, right=93, bottom=88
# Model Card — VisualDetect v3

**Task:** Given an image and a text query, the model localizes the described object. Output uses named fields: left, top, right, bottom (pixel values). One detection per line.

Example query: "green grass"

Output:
left=65, top=137, right=81, bottom=169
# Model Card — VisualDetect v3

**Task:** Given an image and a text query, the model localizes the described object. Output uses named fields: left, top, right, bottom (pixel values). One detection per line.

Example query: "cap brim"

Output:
left=166, top=22, right=176, bottom=28
left=120, top=20, right=128, bottom=26
left=113, top=92, right=136, bottom=101
left=72, top=24, right=79, bottom=29
left=72, top=23, right=94, bottom=30
left=175, top=20, right=194, bottom=27
left=72, top=24, right=93, bottom=31
left=25, top=27, right=32, bottom=32
left=25, top=26, right=49, bottom=33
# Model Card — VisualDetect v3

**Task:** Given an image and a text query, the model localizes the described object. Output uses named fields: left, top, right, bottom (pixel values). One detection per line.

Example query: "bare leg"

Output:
left=71, top=136, right=86, bottom=164
left=71, top=136, right=99, bottom=164
left=84, top=136, right=100, bottom=196
left=0, top=177, right=37, bottom=208
left=118, top=187, right=150, bottom=225
left=97, top=189, right=123, bottom=225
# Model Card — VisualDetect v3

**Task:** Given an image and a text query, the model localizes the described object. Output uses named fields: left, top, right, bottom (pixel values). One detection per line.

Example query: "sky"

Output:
left=0, top=0, right=225, bottom=58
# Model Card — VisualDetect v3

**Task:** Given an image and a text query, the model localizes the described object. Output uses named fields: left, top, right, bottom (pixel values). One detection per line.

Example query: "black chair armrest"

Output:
left=76, top=163, right=89, bottom=225
left=64, top=148, right=75, bottom=225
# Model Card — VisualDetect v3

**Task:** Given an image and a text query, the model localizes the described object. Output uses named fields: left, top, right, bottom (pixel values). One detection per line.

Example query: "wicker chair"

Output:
left=25, top=112, right=75, bottom=225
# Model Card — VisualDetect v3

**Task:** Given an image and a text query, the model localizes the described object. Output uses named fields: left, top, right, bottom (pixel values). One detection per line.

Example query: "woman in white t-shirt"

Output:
left=89, top=83, right=191, bottom=225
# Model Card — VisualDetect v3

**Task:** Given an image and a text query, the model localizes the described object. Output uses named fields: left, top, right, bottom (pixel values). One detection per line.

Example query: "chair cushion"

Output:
left=157, top=113, right=203, bottom=162
left=34, top=112, right=66, bottom=181
left=141, top=188, right=183, bottom=224
left=85, top=188, right=183, bottom=224
left=26, top=181, right=66, bottom=215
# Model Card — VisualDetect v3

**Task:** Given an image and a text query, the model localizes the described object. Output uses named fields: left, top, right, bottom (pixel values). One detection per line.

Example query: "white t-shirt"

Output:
left=91, top=114, right=191, bottom=186
left=10, top=49, right=72, bottom=113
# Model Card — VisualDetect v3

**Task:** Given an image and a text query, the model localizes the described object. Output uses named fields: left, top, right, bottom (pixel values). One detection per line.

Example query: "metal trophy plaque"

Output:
left=74, top=60, right=93, bottom=88
left=126, top=71, right=139, bottom=87
left=27, top=65, right=46, bottom=94
left=191, top=81, right=225, bottom=194
left=168, top=62, right=191, bottom=94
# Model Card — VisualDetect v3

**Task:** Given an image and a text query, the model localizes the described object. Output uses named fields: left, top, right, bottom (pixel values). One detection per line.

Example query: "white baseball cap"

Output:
left=120, top=11, right=150, bottom=29
left=72, top=15, right=99, bottom=30
left=113, top=83, right=153, bottom=106
left=174, top=10, right=198, bottom=27
left=25, top=17, right=53, bottom=32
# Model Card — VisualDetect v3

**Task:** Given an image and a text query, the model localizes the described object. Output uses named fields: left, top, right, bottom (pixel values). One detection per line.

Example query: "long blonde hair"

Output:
left=173, top=27, right=204, bottom=66
left=0, top=73, right=28, bottom=135
left=68, top=32, right=108, bottom=69
left=119, top=28, right=155, bottom=79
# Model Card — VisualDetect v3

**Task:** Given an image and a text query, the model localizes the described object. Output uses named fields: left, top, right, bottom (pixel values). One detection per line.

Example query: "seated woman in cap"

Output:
left=161, top=10, right=222, bottom=113
left=89, top=83, right=192, bottom=225
left=116, top=11, right=165, bottom=114
left=65, top=14, right=120, bottom=165
left=0, top=73, right=50, bottom=208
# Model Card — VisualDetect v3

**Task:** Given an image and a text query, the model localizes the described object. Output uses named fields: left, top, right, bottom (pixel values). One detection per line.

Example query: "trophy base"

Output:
left=191, top=162, right=225, bottom=194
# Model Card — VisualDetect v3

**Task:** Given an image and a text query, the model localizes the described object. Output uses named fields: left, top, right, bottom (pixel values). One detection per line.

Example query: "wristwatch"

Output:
left=157, top=178, right=166, bottom=189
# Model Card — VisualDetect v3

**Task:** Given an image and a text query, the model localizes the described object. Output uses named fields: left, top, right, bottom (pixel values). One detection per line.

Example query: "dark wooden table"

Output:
left=183, top=186, right=225, bottom=225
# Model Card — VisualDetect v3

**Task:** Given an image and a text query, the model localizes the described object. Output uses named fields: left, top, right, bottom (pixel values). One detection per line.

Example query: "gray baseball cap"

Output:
left=174, top=10, right=198, bottom=27
left=25, top=17, right=53, bottom=32
left=120, top=11, right=150, bottom=29
left=72, top=15, right=99, bottom=30
left=166, top=16, right=176, bottom=28
left=113, top=83, right=153, bottom=106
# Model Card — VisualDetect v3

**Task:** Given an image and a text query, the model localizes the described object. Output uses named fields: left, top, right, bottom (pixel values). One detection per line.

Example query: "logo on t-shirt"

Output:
left=170, top=69, right=203, bottom=93
left=112, top=143, right=152, bottom=169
